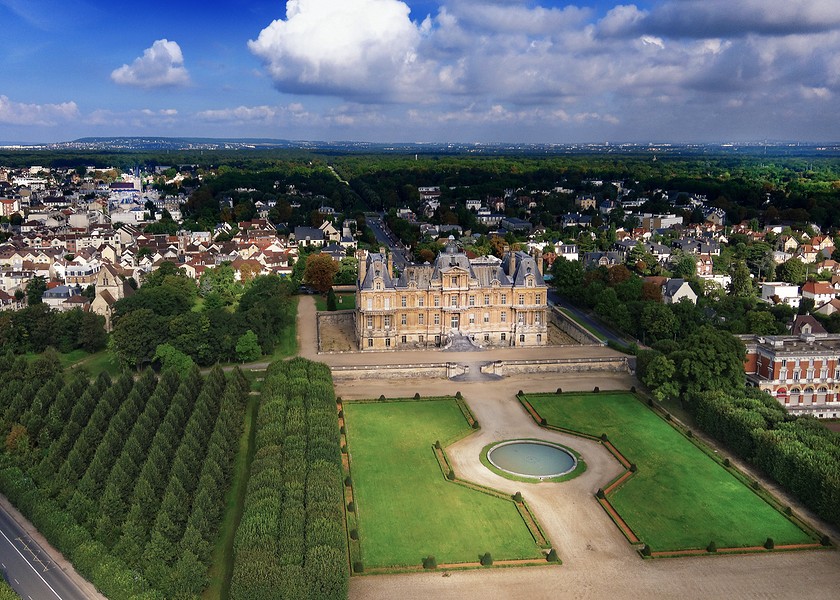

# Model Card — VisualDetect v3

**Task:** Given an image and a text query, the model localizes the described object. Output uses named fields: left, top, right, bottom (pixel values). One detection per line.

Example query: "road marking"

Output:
left=0, top=528, right=62, bottom=599
left=16, top=536, right=52, bottom=572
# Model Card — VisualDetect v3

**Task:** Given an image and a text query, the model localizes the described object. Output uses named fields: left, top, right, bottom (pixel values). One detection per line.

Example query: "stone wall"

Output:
left=481, top=356, right=631, bottom=377
left=549, top=307, right=603, bottom=346
left=331, top=362, right=465, bottom=381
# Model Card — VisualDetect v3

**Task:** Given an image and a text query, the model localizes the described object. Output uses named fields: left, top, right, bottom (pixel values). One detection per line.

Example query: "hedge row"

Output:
left=691, top=388, right=840, bottom=530
left=230, top=358, right=347, bottom=600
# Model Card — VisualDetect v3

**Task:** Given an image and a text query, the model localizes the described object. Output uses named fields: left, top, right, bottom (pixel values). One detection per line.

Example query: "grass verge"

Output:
left=202, top=391, right=260, bottom=599
left=556, top=307, right=607, bottom=342
left=315, top=293, right=356, bottom=311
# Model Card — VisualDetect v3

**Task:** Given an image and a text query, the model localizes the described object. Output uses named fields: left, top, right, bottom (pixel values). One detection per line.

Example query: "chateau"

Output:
left=356, top=239, right=548, bottom=350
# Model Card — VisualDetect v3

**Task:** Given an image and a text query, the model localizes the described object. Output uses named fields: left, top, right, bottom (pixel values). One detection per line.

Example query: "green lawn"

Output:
left=64, top=349, right=125, bottom=378
left=203, top=392, right=258, bottom=600
left=527, top=392, right=814, bottom=551
left=315, top=293, right=356, bottom=311
left=344, top=399, right=543, bottom=567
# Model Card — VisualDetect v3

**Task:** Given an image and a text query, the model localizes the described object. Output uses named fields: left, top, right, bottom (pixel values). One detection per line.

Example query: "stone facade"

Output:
left=741, top=332, right=840, bottom=418
left=356, top=240, right=548, bottom=350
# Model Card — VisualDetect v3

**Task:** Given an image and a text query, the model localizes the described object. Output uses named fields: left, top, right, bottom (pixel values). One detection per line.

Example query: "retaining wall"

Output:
left=481, top=356, right=631, bottom=376
left=550, top=306, right=603, bottom=346
left=331, top=362, right=466, bottom=381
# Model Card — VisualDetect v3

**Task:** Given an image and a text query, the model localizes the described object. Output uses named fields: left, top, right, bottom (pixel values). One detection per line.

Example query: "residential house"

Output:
left=778, top=235, right=799, bottom=253
left=575, top=196, right=596, bottom=210
left=789, top=314, right=827, bottom=336
left=815, top=298, right=840, bottom=316
left=319, top=220, right=341, bottom=243
left=695, top=254, right=714, bottom=277
left=293, top=226, right=325, bottom=247
left=796, top=244, right=819, bottom=264
left=816, top=259, right=840, bottom=276
left=760, top=282, right=801, bottom=308
left=801, top=281, right=836, bottom=307
left=583, top=251, right=622, bottom=269
left=42, top=284, right=83, bottom=310
left=499, top=217, right=532, bottom=233
left=662, top=278, right=697, bottom=304
left=555, top=244, right=579, bottom=262
left=0, top=289, right=23, bottom=311
left=672, top=238, right=721, bottom=256
left=641, top=214, right=683, bottom=230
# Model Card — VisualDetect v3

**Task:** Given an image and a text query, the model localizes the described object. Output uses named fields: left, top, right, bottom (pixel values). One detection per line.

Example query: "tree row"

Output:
left=230, top=358, right=347, bottom=600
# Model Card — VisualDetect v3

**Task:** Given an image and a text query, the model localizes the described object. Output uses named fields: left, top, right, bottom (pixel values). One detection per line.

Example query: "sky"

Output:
left=2, top=0, right=840, bottom=144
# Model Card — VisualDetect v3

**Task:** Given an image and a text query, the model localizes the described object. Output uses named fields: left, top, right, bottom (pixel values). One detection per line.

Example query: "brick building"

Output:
left=741, top=328, right=840, bottom=418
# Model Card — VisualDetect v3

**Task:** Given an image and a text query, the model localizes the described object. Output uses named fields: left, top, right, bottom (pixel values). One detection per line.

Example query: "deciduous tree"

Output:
left=303, top=254, right=339, bottom=294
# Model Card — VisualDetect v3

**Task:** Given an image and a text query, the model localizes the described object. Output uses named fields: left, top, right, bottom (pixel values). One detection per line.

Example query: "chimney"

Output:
left=536, top=249, right=544, bottom=275
left=356, top=249, right=367, bottom=285
left=508, top=247, right=516, bottom=277
left=387, top=252, right=394, bottom=278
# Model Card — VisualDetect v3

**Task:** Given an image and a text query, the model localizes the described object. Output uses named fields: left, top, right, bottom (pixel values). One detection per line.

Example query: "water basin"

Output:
left=487, top=440, right=577, bottom=479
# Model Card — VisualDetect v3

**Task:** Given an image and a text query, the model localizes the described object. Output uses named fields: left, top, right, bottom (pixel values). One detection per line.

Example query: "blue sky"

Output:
left=1, top=0, right=839, bottom=144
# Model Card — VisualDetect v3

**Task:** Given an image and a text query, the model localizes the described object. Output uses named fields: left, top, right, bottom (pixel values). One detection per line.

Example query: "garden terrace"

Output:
left=524, top=391, right=816, bottom=552
left=343, top=397, right=546, bottom=569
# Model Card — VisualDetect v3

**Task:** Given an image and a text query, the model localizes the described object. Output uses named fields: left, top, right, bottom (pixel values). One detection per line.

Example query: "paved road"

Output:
left=0, top=503, right=90, bottom=600
left=366, top=217, right=409, bottom=269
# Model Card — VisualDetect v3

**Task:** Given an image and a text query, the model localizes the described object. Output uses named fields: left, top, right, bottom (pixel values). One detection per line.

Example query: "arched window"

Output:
left=817, top=387, right=828, bottom=404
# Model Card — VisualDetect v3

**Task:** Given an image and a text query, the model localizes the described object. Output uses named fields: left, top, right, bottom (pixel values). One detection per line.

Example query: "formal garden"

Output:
left=342, top=397, right=549, bottom=570
left=522, top=391, right=820, bottom=553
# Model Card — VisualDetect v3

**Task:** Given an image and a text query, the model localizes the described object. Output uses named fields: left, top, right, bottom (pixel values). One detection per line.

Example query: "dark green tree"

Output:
left=26, top=275, right=47, bottom=305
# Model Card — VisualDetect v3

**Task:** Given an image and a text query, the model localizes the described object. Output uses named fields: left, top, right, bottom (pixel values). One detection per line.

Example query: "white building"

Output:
left=760, top=282, right=801, bottom=308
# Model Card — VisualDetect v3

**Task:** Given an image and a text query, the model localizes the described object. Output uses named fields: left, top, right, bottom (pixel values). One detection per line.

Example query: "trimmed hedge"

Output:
left=230, top=358, right=347, bottom=600
left=691, top=388, right=840, bottom=530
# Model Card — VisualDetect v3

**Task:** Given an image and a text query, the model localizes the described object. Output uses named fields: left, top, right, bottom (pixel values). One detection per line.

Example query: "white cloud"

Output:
left=0, top=95, right=78, bottom=125
left=248, top=0, right=430, bottom=101
left=111, top=39, right=190, bottom=88
left=240, top=1, right=840, bottom=141
left=196, top=104, right=311, bottom=124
